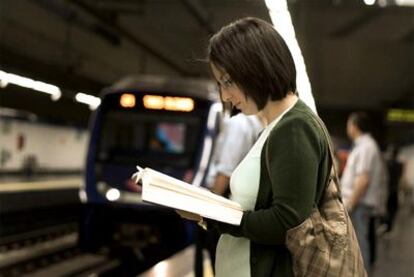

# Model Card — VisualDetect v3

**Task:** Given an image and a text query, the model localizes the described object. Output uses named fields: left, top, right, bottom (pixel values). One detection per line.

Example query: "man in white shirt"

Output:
left=341, top=112, right=384, bottom=271
left=206, top=113, right=263, bottom=195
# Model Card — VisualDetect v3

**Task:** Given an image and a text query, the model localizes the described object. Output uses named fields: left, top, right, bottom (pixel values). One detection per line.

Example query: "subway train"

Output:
left=78, top=75, right=222, bottom=274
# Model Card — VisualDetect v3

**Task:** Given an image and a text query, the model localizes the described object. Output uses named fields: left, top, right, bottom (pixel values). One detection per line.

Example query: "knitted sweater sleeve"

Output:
left=209, top=115, right=323, bottom=245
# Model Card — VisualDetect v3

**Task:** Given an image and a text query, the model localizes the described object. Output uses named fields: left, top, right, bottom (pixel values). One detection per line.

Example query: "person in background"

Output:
left=206, top=110, right=264, bottom=196
left=384, top=144, right=403, bottom=232
left=340, top=111, right=384, bottom=271
left=397, top=144, right=414, bottom=213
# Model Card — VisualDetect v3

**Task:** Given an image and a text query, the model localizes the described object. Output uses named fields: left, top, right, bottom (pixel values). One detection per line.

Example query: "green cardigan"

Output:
left=209, top=100, right=331, bottom=277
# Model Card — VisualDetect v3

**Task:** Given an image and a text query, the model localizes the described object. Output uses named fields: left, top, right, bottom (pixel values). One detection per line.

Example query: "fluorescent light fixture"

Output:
left=396, top=0, right=414, bottom=6
left=0, top=70, right=9, bottom=88
left=364, top=0, right=376, bottom=5
left=75, top=92, right=101, bottom=110
left=265, top=0, right=317, bottom=113
left=33, top=81, right=61, bottom=101
left=0, top=70, right=61, bottom=101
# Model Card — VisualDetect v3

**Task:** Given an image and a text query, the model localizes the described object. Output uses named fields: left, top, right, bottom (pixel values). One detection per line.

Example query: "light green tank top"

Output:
left=215, top=107, right=293, bottom=277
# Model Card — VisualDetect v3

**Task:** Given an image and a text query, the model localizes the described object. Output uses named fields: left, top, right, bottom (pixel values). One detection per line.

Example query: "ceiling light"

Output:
left=75, top=92, right=101, bottom=110
left=264, top=0, right=316, bottom=113
left=363, top=0, right=376, bottom=5
left=396, top=0, right=414, bottom=6
left=0, top=70, right=61, bottom=101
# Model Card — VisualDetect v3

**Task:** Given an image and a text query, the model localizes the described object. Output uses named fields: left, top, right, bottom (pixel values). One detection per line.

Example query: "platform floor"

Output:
left=140, top=202, right=414, bottom=277
left=371, top=202, right=414, bottom=277
left=139, top=246, right=213, bottom=277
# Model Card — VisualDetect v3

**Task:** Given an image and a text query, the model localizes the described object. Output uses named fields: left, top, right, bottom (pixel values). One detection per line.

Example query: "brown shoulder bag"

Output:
left=266, top=115, right=367, bottom=277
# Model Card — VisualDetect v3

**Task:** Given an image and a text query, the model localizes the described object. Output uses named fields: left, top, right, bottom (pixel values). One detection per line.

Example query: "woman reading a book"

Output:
left=178, top=17, right=334, bottom=277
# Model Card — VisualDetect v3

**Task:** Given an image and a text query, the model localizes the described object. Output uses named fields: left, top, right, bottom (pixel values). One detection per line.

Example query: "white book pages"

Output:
left=133, top=166, right=243, bottom=225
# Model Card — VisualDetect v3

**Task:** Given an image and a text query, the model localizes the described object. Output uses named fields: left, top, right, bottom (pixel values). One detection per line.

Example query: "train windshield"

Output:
left=96, top=110, right=201, bottom=169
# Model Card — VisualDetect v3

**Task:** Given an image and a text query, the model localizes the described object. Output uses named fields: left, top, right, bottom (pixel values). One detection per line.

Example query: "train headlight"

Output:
left=106, top=188, right=121, bottom=201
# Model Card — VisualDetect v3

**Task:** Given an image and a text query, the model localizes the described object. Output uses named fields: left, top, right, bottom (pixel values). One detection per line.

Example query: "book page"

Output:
left=133, top=166, right=243, bottom=225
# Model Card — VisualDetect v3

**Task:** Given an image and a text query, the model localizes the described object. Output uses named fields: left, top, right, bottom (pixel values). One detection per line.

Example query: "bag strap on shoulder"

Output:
left=310, top=115, right=341, bottom=194
left=264, top=113, right=342, bottom=206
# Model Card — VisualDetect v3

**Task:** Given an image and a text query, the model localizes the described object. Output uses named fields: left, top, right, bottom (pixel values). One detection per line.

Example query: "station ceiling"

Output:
left=0, top=0, right=413, bottom=125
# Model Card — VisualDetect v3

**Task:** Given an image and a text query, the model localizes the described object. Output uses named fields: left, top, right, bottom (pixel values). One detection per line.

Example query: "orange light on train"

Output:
left=143, top=95, right=164, bottom=110
left=164, top=96, right=194, bottom=112
left=120, top=93, right=136, bottom=108
left=143, top=95, right=194, bottom=112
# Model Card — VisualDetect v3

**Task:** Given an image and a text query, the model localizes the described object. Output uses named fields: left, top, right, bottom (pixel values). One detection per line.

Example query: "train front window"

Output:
left=148, top=122, right=186, bottom=154
left=97, top=111, right=201, bottom=169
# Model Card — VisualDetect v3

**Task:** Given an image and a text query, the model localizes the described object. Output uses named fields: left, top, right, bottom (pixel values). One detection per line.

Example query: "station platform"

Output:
left=371, top=202, right=414, bottom=277
left=1, top=176, right=412, bottom=276
left=139, top=203, right=414, bottom=277
left=139, top=246, right=213, bottom=277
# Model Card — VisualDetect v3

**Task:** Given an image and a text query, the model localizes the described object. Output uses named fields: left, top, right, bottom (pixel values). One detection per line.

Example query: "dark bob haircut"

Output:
left=208, top=17, right=296, bottom=110
left=349, top=111, right=371, bottom=133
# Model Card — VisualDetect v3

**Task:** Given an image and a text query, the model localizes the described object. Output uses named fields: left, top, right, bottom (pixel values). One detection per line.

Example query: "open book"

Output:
left=132, top=166, right=243, bottom=225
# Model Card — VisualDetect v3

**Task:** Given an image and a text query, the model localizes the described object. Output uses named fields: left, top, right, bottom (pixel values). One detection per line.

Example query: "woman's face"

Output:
left=346, top=118, right=356, bottom=140
left=211, top=63, right=258, bottom=115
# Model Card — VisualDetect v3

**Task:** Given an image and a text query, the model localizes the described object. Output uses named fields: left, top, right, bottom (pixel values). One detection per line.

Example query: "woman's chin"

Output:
left=241, top=109, right=256, bottom=116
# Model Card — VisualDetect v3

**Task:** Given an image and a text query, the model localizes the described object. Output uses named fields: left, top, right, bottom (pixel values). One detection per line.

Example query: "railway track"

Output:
left=0, top=224, right=120, bottom=276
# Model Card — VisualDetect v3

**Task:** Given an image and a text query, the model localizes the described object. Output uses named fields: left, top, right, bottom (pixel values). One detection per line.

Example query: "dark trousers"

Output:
left=194, top=226, right=220, bottom=277
left=369, top=216, right=377, bottom=265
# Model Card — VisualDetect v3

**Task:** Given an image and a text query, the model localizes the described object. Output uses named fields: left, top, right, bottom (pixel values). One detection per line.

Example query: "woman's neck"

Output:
left=259, top=93, right=298, bottom=126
